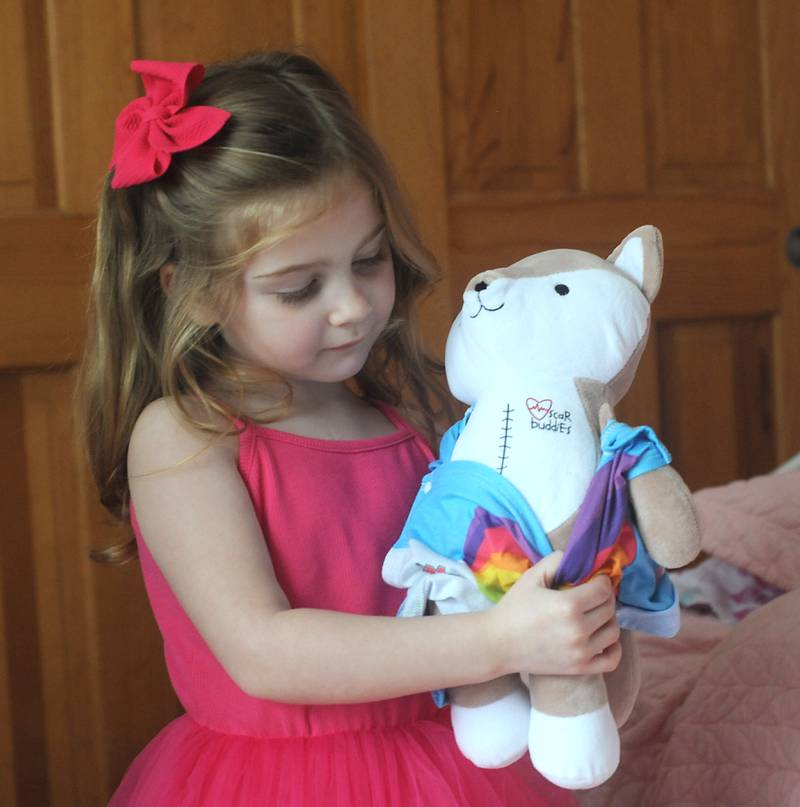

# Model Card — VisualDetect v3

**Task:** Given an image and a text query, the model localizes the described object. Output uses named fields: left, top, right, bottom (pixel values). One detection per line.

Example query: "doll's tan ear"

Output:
left=607, top=225, right=663, bottom=303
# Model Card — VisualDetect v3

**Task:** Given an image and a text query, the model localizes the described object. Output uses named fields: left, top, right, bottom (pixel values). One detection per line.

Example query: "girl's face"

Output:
left=221, top=179, right=396, bottom=392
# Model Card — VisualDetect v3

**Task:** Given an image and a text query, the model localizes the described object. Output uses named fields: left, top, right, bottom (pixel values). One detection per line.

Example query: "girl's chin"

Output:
left=290, top=356, right=372, bottom=387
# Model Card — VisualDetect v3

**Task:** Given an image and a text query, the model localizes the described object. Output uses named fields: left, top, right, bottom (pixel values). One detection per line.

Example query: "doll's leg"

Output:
left=528, top=674, right=619, bottom=789
left=449, top=674, right=530, bottom=768
left=604, top=630, right=640, bottom=727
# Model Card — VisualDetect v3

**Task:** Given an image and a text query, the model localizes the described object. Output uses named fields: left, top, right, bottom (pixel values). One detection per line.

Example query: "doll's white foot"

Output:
left=528, top=703, right=619, bottom=789
left=450, top=687, right=530, bottom=768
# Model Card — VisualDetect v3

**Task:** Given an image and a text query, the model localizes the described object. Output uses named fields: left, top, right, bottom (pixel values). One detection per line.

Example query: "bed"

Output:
left=578, top=461, right=800, bottom=807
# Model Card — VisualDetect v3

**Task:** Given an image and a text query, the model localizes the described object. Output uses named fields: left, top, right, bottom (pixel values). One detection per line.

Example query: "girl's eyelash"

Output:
left=355, top=247, right=389, bottom=270
left=276, top=278, right=320, bottom=305
left=274, top=247, right=388, bottom=305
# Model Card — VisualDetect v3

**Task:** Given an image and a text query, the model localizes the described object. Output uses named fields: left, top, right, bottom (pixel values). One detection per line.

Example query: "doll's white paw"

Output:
left=528, top=703, right=619, bottom=789
left=450, top=688, right=530, bottom=769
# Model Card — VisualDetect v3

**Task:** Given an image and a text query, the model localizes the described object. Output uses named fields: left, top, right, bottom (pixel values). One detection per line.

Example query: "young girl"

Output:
left=79, top=51, right=622, bottom=806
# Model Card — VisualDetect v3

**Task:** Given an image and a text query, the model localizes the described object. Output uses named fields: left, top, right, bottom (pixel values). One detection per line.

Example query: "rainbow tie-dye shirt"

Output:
left=382, top=415, right=679, bottom=639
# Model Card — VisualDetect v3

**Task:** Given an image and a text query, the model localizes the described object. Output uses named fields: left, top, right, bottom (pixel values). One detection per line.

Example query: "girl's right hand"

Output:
left=486, top=551, right=622, bottom=677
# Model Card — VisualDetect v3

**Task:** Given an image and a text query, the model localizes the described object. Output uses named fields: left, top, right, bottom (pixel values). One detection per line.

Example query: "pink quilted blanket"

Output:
left=579, top=470, right=800, bottom=807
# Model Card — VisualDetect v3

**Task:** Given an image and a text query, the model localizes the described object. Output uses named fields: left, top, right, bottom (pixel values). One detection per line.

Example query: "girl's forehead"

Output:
left=280, top=175, right=377, bottom=233
left=226, top=172, right=377, bottom=262
left=241, top=177, right=380, bottom=266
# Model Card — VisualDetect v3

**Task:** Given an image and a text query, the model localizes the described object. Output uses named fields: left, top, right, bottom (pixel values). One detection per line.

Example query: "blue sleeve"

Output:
left=430, top=408, right=472, bottom=469
left=601, top=420, right=672, bottom=479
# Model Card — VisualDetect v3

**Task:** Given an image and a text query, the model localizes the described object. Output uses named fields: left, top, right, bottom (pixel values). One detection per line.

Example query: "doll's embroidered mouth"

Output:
left=469, top=302, right=505, bottom=318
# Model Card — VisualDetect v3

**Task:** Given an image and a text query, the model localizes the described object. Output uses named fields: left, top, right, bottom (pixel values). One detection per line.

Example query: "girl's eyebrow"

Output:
left=253, top=223, right=385, bottom=279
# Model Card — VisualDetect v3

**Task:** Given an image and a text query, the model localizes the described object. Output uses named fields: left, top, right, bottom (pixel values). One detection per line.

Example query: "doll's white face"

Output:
left=444, top=265, right=651, bottom=406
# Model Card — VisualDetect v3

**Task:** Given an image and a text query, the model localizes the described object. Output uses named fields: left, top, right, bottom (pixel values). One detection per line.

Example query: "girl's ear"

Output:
left=159, top=263, right=219, bottom=327
left=159, top=263, right=175, bottom=296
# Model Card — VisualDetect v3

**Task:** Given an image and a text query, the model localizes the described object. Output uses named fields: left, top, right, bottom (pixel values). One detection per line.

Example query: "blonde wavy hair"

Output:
left=77, top=51, right=452, bottom=564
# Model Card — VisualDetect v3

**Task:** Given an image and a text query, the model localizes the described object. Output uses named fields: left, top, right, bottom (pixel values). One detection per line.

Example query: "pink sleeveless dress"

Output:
left=110, top=403, right=575, bottom=806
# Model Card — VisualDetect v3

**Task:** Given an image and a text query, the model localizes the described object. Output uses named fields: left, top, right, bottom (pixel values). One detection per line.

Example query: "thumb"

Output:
left=525, top=550, right=564, bottom=589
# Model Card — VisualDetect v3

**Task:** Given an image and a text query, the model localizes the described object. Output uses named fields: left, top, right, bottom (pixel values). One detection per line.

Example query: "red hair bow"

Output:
left=110, top=60, right=231, bottom=189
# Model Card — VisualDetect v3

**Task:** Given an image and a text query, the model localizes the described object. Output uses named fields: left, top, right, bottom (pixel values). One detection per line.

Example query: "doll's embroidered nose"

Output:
left=474, top=281, right=488, bottom=292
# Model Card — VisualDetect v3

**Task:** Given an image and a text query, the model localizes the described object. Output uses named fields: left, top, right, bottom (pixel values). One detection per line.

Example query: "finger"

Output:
left=599, top=639, right=623, bottom=672
left=588, top=618, right=621, bottom=657
left=566, top=574, right=614, bottom=611
left=582, top=638, right=622, bottom=675
left=524, top=550, right=564, bottom=589
left=584, top=595, right=618, bottom=634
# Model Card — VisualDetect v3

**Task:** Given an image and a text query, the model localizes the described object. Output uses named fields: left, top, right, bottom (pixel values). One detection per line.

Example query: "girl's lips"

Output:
left=327, top=337, right=364, bottom=351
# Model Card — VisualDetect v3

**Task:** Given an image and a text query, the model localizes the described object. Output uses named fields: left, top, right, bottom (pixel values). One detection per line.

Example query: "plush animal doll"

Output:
left=382, top=226, right=701, bottom=789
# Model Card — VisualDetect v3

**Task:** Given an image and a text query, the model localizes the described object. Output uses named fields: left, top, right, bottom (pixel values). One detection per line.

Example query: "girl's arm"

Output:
left=128, top=399, right=621, bottom=704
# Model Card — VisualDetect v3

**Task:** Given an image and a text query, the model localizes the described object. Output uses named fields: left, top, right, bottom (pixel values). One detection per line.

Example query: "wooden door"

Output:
left=2, top=2, right=798, bottom=804
left=379, top=0, right=800, bottom=494
left=1, top=4, right=363, bottom=805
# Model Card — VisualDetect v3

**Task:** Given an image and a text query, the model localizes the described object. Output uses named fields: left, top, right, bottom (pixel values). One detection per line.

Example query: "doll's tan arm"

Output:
left=598, top=403, right=701, bottom=568
left=629, top=466, right=701, bottom=568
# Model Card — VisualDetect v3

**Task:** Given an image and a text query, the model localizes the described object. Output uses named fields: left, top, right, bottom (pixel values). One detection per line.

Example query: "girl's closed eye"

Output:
left=275, top=277, right=320, bottom=305
left=354, top=244, right=390, bottom=273
left=270, top=235, right=389, bottom=306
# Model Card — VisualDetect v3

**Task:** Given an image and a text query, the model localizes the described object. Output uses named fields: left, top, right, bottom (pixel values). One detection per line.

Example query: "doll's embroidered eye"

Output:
left=555, top=284, right=570, bottom=296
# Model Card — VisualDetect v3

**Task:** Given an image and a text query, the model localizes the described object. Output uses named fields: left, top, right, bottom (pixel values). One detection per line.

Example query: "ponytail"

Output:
left=76, top=178, right=169, bottom=561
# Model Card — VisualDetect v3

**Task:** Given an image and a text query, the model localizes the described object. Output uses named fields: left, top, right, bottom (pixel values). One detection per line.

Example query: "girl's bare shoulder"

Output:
left=128, top=397, right=239, bottom=476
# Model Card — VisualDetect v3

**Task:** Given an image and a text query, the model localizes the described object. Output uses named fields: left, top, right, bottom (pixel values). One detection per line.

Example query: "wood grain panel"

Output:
left=439, top=0, right=577, bottom=194
left=646, top=0, right=765, bottom=189
left=22, top=0, right=57, bottom=210
left=732, top=317, right=777, bottom=477
left=22, top=370, right=182, bottom=804
left=22, top=370, right=107, bottom=805
left=362, top=0, right=452, bottom=353
left=85, top=502, right=182, bottom=797
left=659, top=316, right=777, bottom=487
left=45, top=0, right=138, bottom=213
left=573, top=0, right=647, bottom=193
left=0, top=376, right=49, bottom=807
left=0, top=214, right=92, bottom=368
left=659, top=321, right=740, bottom=489
left=0, top=560, right=18, bottom=807
left=0, top=0, right=36, bottom=213
left=0, top=186, right=36, bottom=216
left=137, top=0, right=294, bottom=63
left=764, top=0, right=800, bottom=460
left=291, top=0, right=362, bottom=108
left=448, top=191, right=780, bottom=321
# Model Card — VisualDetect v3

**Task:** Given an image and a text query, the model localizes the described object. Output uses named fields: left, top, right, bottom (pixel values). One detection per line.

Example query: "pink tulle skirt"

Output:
left=109, top=710, right=575, bottom=806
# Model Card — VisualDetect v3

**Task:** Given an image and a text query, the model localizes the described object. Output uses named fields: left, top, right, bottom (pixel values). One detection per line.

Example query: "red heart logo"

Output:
left=526, top=397, right=552, bottom=420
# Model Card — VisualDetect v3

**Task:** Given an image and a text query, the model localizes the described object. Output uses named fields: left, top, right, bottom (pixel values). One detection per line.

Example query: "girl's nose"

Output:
left=328, top=282, right=370, bottom=327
